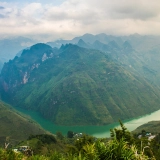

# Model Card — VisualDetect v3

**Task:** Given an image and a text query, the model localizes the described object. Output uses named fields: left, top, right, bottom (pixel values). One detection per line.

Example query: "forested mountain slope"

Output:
left=0, top=101, right=47, bottom=147
left=1, top=43, right=160, bottom=125
left=48, top=34, right=160, bottom=86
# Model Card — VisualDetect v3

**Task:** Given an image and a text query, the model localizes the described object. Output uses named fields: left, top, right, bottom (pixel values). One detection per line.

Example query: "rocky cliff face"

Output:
left=0, top=43, right=57, bottom=90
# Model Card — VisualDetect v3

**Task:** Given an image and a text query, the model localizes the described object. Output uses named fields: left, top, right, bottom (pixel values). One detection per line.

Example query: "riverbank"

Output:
left=15, top=107, right=160, bottom=138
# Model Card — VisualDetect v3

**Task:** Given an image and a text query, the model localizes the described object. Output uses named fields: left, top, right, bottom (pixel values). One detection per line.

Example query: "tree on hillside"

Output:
left=56, top=132, right=64, bottom=140
left=67, top=131, right=74, bottom=138
left=110, top=120, right=134, bottom=145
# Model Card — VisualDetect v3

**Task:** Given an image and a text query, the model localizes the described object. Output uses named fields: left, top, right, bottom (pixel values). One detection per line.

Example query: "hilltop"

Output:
left=133, top=121, right=160, bottom=134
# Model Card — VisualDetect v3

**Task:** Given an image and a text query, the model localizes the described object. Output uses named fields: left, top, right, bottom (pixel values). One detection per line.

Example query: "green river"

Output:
left=15, top=107, right=160, bottom=138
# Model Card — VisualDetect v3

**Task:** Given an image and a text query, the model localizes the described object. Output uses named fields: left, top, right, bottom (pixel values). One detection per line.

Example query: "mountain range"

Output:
left=1, top=33, right=160, bottom=126
left=49, top=33, right=160, bottom=86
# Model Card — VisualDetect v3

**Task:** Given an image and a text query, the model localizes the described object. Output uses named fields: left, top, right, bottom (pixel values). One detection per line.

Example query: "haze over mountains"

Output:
left=1, top=33, right=160, bottom=126
left=0, top=37, right=36, bottom=71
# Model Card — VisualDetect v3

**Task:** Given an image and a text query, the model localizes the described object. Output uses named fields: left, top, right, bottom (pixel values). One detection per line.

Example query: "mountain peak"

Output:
left=77, top=39, right=91, bottom=49
left=29, top=43, right=52, bottom=51
left=93, top=40, right=102, bottom=45
left=108, top=40, right=120, bottom=49
left=123, top=41, right=132, bottom=49
left=78, top=39, right=85, bottom=44
left=60, top=43, right=76, bottom=50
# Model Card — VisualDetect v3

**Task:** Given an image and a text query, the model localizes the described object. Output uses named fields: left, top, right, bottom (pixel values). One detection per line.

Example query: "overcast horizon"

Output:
left=0, top=0, right=160, bottom=41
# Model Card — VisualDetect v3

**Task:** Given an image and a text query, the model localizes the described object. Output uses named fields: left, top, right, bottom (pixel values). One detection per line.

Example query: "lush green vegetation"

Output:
left=0, top=101, right=47, bottom=147
left=1, top=44, right=160, bottom=126
left=133, top=121, right=160, bottom=134
left=1, top=121, right=158, bottom=160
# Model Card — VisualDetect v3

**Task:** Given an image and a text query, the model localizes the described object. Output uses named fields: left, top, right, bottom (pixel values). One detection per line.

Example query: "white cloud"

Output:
left=108, top=0, right=160, bottom=20
left=0, top=0, right=160, bottom=41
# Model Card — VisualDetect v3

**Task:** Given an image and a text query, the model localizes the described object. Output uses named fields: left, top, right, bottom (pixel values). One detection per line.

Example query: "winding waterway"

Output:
left=15, top=107, right=160, bottom=138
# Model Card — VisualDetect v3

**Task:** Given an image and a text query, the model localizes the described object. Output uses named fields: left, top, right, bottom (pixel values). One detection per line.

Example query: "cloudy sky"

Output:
left=0, top=0, right=160, bottom=41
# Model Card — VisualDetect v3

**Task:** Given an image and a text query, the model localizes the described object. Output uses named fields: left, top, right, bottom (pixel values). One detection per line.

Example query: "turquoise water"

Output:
left=15, top=107, right=160, bottom=138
